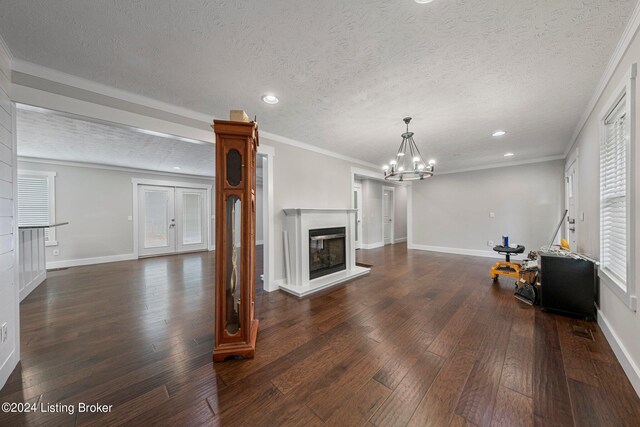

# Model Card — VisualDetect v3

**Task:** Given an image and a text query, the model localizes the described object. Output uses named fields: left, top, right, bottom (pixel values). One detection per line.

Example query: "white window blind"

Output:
left=600, top=96, right=628, bottom=288
left=17, top=172, right=55, bottom=243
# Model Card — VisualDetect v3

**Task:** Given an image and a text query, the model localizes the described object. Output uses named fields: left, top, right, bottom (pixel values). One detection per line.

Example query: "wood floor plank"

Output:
left=369, top=351, right=444, bottom=427
left=490, top=385, right=533, bottom=427
left=1, top=245, right=637, bottom=426
left=532, top=311, right=574, bottom=426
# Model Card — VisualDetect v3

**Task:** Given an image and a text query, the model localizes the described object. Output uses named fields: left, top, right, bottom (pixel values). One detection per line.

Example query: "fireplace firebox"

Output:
left=309, top=227, right=346, bottom=280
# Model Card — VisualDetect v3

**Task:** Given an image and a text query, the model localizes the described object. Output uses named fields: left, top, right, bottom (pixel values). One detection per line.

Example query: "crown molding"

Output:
left=436, top=154, right=565, bottom=176
left=565, top=1, right=640, bottom=157
left=12, top=59, right=379, bottom=170
left=17, top=156, right=215, bottom=180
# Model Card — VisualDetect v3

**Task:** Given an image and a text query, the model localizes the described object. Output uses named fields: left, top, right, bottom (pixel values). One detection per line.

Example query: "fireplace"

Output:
left=309, top=227, right=346, bottom=280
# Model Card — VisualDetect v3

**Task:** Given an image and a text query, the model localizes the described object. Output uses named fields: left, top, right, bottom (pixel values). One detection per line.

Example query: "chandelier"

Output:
left=383, top=117, right=435, bottom=181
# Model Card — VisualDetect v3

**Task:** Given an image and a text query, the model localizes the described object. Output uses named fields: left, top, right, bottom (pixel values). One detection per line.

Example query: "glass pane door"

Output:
left=176, top=188, right=208, bottom=253
left=138, top=186, right=176, bottom=256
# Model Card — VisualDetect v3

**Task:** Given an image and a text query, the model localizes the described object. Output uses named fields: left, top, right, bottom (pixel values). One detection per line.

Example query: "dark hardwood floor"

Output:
left=1, top=244, right=639, bottom=426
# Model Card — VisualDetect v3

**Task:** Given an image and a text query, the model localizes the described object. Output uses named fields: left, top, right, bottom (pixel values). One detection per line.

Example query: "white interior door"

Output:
left=176, top=188, right=208, bottom=253
left=138, top=185, right=176, bottom=257
left=383, top=187, right=394, bottom=245
left=353, top=184, right=363, bottom=249
left=565, top=159, right=578, bottom=249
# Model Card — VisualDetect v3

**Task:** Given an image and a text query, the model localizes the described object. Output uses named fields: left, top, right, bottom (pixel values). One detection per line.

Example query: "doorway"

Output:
left=565, top=152, right=579, bottom=249
left=135, top=182, right=211, bottom=257
left=383, top=186, right=395, bottom=245
left=353, top=183, right=363, bottom=249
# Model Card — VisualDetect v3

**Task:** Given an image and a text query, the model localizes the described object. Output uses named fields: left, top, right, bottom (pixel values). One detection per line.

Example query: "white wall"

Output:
left=0, top=40, right=18, bottom=390
left=567, top=16, right=640, bottom=395
left=411, top=160, right=564, bottom=256
left=17, top=160, right=214, bottom=267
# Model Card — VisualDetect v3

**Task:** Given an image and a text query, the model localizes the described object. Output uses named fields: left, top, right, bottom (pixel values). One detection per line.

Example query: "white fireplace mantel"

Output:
left=282, top=208, right=370, bottom=297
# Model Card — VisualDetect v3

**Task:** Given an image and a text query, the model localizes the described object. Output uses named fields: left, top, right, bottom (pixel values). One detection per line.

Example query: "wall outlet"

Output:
left=1, top=323, right=7, bottom=343
left=127, top=215, right=133, bottom=221
left=489, top=212, right=495, bottom=218
left=487, top=240, right=494, bottom=247
left=53, top=249, right=60, bottom=256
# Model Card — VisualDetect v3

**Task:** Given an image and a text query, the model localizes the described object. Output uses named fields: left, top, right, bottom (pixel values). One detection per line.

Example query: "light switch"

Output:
left=489, top=212, right=495, bottom=218
left=127, top=216, right=133, bottom=221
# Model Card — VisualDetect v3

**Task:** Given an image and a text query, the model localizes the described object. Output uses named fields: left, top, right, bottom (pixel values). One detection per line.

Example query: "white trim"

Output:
left=19, top=156, right=215, bottom=180
left=361, top=242, right=384, bottom=250
left=408, top=243, right=503, bottom=259
left=407, top=185, right=413, bottom=249
left=564, top=148, right=579, bottom=249
left=394, top=237, right=407, bottom=244
left=259, top=149, right=276, bottom=292
left=0, top=349, right=17, bottom=393
left=19, top=270, right=45, bottom=302
left=597, top=309, right=640, bottom=398
left=353, top=182, right=363, bottom=250
left=13, top=60, right=378, bottom=169
left=382, top=186, right=395, bottom=245
left=438, top=155, right=566, bottom=176
left=279, top=266, right=370, bottom=298
left=566, top=1, right=640, bottom=157
left=47, top=253, right=136, bottom=270
left=256, top=240, right=264, bottom=245
left=598, top=64, right=637, bottom=312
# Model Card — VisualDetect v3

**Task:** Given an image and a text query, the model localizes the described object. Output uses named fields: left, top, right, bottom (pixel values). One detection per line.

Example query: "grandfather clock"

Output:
left=212, top=118, right=259, bottom=362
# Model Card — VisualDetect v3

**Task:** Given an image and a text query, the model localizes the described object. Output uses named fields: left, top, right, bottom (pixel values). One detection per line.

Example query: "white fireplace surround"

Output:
left=282, top=208, right=370, bottom=297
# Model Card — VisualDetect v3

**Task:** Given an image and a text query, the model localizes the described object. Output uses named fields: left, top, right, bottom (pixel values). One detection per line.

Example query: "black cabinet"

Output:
left=539, top=253, right=597, bottom=320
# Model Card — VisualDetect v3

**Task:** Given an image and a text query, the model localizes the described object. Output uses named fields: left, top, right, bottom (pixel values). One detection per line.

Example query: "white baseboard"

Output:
left=597, top=309, right=640, bottom=398
left=256, top=240, right=264, bottom=245
left=47, top=253, right=136, bottom=270
left=0, top=348, right=18, bottom=391
left=19, top=270, right=46, bottom=302
left=269, top=279, right=285, bottom=293
left=361, top=242, right=384, bottom=250
left=408, top=243, right=503, bottom=259
left=394, top=237, right=407, bottom=244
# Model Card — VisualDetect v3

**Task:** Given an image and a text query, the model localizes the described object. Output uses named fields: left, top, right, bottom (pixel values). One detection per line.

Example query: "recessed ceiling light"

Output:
left=414, top=0, right=434, bottom=3
left=173, top=166, right=182, bottom=170
left=493, top=130, right=507, bottom=137
left=261, top=94, right=279, bottom=104
left=504, top=152, right=514, bottom=157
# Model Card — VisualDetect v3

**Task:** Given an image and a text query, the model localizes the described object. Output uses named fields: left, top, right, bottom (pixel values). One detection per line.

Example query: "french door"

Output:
left=138, top=185, right=208, bottom=257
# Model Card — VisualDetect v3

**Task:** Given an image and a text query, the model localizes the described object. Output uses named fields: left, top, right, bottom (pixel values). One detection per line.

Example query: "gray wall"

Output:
left=411, top=160, right=564, bottom=254
left=567, top=23, right=640, bottom=392
left=359, top=178, right=407, bottom=246
left=18, top=160, right=214, bottom=264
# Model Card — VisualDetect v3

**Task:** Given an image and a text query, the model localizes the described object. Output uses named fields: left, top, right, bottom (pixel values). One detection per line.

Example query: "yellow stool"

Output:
left=491, top=244, right=525, bottom=284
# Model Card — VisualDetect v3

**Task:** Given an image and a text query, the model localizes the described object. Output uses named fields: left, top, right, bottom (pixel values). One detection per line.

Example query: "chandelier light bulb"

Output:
left=383, top=165, right=389, bottom=171
left=428, top=159, right=436, bottom=166
left=384, top=117, right=434, bottom=181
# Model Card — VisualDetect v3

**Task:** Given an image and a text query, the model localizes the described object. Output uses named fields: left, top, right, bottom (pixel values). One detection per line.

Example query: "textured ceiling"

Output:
left=1, top=0, right=637, bottom=171
left=17, top=107, right=216, bottom=176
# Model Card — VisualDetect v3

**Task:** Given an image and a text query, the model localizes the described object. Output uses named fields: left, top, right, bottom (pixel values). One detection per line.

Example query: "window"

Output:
left=17, top=170, right=57, bottom=246
left=599, top=64, right=636, bottom=311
